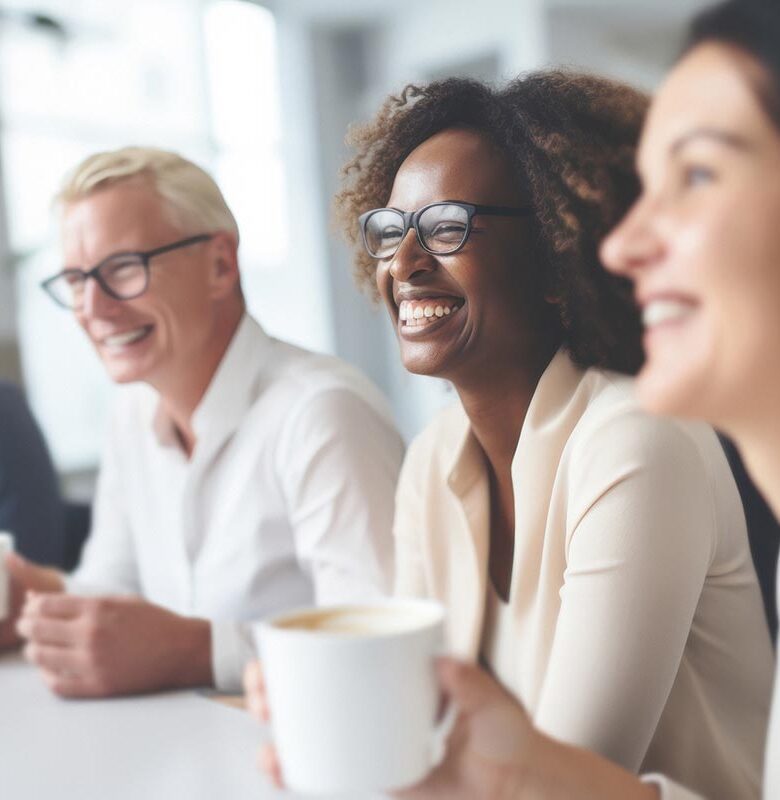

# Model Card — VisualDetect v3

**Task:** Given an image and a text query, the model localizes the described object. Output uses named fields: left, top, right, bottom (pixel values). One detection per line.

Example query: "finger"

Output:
left=0, top=616, right=22, bottom=650
left=23, top=592, right=86, bottom=620
left=434, top=657, right=510, bottom=714
left=24, top=641, right=86, bottom=675
left=6, top=551, right=32, bottom=580
left=38, top=667, right=99, bottom=699
left=243, top=660, right=265, bottom=694
left=258, top=743, right=284, bottom=789
left=244, top=661, right=270, bottom=721
left=7, top=553, right=63, bottom=594
left=16, top=616, right=77, bottom=647
left=246, top=689, right=270, bottom=722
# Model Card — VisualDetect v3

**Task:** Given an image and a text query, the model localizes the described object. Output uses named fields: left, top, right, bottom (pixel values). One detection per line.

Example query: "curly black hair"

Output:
left=335, top=70, right=648, bottom=375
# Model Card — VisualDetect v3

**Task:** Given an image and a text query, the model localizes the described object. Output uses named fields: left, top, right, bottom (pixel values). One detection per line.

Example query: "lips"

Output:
left=98, top=325, right=154, bottom=349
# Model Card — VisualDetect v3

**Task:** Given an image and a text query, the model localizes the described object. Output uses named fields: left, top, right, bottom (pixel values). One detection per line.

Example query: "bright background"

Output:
left=0, top=0, right=712, bottom=497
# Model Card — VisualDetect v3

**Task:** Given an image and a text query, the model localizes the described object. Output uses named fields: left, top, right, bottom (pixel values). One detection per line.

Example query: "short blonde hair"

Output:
left=55, top=146, right=239, bottom=242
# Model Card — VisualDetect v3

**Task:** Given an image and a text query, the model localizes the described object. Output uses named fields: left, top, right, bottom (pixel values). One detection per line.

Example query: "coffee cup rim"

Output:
left=257, top=598, right=445, bottom=641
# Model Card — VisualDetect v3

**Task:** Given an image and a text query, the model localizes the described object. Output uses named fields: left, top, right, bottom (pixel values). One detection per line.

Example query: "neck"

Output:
left=455, top=342, right=556, bottom=473
left=726, top=378, right=780, bottom=521
left=155, top=303, right=244, bottom=458
left=733, top=424, right=780, bottom=524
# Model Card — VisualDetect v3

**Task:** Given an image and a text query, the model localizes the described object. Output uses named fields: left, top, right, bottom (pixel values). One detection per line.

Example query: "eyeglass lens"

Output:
left=364, top=203, right=470, bottom=258
left=51, top=255, right=148, bottom=308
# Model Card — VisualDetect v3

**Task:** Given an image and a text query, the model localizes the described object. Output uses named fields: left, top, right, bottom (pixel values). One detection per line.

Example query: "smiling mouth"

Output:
left=642, top=300, right=694, bottom=330
left=398, top=298, right=463, bottom=330
left=100, top=325, right=154, bottom=349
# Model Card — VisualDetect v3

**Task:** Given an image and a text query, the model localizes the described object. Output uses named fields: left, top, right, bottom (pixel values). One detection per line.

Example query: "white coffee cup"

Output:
left=255, top=598, right=450, bottom=795
left=0, top=532, right=15, bottom=620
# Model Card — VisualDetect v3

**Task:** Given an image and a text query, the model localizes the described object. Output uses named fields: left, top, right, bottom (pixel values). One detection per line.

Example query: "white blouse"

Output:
left=394, top=350, right=773, bottom=799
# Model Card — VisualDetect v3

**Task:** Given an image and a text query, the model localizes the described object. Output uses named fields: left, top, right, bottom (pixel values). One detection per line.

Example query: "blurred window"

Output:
left=0, top=0, right=286, bottom=474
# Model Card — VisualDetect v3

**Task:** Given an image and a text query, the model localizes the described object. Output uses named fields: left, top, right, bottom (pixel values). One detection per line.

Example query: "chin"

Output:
left=399, top=344, right=456, bottom=379
left=102, top=366, right=148, bottom=385
left=635, top=354, right=715, bottom=421
left=98, top=353, right=157, bottom=385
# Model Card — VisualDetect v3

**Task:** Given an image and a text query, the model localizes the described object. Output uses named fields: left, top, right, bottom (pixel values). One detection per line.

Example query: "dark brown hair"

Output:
left=335, top=71, right=649, bottom=374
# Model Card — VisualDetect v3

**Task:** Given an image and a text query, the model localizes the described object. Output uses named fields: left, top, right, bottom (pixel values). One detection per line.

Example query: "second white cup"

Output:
left=0, top=532, right=15, bottom=620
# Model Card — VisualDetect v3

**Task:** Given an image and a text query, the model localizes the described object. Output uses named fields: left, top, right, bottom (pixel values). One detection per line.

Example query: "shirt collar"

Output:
left=152, top=313, right=272, bottom=453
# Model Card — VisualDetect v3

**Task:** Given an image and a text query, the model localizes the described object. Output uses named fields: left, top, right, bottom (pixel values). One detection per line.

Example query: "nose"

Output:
left=79, top=276, right=122, bottom=320
left=600, top=197, right=664, bottom=279
left=388, top=226, right=438, bottom=283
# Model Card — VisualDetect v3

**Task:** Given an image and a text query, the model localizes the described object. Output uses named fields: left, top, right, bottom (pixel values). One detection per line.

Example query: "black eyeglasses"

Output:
left=358, top=201, right=534, bottom=260
left=41, top=234, right=214, bottom=310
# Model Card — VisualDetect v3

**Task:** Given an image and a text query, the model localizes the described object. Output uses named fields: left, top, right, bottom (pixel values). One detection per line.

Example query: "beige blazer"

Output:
left=394, top=350, right=773, bottom=800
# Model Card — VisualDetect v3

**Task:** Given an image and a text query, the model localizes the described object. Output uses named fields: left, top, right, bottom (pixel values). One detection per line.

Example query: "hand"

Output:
left=244, top=660, right=284, bottom=787
left=395, top=658, right=537, bottom=800
left=242, top=657, right=537, bottom=796
left=400, top=660, right=659, bottom=800
left=16, top=593, right=213, bottom=697
left=0, top=552, right=64, bottom=650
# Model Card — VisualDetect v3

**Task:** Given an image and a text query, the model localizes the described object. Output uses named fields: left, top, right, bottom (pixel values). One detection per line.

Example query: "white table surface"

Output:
left=0, top=653, right=373, bottom=800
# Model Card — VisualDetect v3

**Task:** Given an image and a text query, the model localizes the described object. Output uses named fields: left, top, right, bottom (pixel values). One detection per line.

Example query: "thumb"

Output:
left=6, top=552, right=63, bottom=593
left=6, top=550, right=32, bottom=579
left=435, top=657, right=509, bottom=714
left=436, top=658, right=535, bottom=763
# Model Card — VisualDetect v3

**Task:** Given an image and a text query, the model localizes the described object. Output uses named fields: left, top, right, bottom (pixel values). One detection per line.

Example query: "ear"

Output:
left=207, top=231, right=240, bottom=300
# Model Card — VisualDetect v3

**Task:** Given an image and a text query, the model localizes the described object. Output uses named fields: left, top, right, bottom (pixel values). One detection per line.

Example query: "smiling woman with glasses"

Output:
left=246, top=70, right=774, bottom=796
left=41, top=233, right=213, bottom=309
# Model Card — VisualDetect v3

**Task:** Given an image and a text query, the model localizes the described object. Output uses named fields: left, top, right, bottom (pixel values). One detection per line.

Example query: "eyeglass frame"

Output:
left=358, top=200, right=534, bottom=260
left=40, top=233, right=214, bottom=309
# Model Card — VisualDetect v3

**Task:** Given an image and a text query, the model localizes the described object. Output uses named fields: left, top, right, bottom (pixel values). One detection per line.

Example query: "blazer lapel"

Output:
left=446, top=424, right=490, bottom=660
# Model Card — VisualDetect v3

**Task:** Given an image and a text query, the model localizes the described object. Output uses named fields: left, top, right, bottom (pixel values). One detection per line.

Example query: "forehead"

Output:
left=640, top=43, right=773, bottom=169
left=61, top=178, right=177, bottom=260
left=387, top=128, right=521, bottom=208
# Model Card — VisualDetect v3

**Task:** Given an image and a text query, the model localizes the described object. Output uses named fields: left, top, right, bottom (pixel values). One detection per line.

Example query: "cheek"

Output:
left=375, top=265, right=395, bottom=311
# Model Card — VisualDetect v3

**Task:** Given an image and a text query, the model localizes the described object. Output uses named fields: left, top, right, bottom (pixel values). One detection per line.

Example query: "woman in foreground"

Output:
left=247, top=54, right=773, bottom=799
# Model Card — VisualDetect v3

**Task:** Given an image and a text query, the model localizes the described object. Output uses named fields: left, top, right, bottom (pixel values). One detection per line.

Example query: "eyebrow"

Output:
left=670, top=127, right=754, bottom=155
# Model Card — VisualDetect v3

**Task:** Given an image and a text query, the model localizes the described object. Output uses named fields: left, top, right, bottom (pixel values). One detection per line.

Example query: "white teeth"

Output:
left=398, top=299, right=461, bottom=326
left=103, top=327, right=149, bottom=347
left=642, top=301, right=692, bottom=328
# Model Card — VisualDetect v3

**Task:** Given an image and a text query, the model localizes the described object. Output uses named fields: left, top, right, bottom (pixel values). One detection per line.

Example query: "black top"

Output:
left=720, top=434, right=779, bottom=646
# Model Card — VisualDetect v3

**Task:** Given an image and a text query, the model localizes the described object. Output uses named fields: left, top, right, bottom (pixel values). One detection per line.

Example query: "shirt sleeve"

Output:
left=393, top=436, right=429, bottom=598
left=532, top=413, right=715, bottom=771
left=278, top=387, right=403, bottom=603
left=641, top=774, right=705, bottom=799
left=67, top=397, right=141, bottom=596
left=210, top=620, right=256, bottom=692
